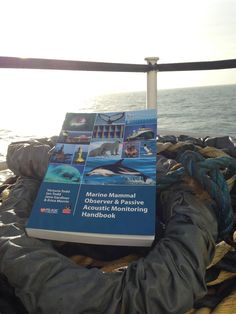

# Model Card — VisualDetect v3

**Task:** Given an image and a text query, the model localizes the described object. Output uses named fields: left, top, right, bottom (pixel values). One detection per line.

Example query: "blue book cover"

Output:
left=26, top=109, right=157, bottom=246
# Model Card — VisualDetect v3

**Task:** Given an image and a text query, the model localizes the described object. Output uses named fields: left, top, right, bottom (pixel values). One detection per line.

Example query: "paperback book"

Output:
left=26, top=109, right=157, bottom=246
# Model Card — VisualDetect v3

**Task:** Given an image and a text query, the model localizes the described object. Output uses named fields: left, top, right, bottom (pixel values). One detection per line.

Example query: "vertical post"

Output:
left=145, top=57, right=159, bottom=109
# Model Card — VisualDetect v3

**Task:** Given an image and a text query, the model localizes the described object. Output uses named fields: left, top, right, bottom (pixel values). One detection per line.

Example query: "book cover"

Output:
left=26, top=109, right=157, bottom=246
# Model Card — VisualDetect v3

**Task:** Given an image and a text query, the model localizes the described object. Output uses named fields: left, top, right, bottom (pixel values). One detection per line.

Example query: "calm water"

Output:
left=1, top=84, right=236, bottom=165
left=91, top=84, right=236, bottom=137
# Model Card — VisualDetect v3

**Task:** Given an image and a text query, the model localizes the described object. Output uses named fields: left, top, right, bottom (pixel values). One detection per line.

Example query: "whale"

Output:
left=86, top=159, right=149, bottom=182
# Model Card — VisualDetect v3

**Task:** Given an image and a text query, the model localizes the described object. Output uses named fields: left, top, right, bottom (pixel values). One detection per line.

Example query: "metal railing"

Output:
left=1, top=56, right=236, bottom=71
left=0, top=56, right=236, bottom=108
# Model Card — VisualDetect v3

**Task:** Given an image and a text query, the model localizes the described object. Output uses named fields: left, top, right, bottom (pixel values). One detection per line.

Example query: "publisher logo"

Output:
left=62, top=207, right=72, bottom=214
left=40, top=208, right=58, bottom=214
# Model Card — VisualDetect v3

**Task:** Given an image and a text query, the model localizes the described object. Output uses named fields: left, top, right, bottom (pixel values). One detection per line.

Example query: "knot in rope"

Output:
left=158, top=150, right=234, bottom=240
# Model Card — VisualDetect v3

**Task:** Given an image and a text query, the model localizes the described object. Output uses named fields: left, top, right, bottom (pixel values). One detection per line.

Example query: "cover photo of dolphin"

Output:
left=83, top=158, right=156, bottom=185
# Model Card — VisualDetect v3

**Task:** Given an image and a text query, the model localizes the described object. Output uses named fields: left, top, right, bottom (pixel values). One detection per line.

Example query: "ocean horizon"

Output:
left=1, top=84, right=236, bottom=165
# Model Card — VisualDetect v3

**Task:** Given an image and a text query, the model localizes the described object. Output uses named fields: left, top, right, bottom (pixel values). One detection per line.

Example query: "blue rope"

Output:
left=157, top=150, right=236, bottom=240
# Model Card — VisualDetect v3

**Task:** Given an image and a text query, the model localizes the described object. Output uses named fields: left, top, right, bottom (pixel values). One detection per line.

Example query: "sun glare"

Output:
left=0, top=0, right=235, bottom=130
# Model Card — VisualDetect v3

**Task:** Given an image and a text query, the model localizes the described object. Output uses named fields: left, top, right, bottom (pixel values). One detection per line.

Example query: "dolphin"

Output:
left=86, top=159, right=149, bottom=182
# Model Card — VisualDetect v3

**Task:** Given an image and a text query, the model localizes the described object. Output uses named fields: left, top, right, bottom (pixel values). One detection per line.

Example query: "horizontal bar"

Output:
left=0, top=56, right=235, bottom=72
left=157, top=59, right=236, bottom=72
left=0, top=57, right=149, bottom=72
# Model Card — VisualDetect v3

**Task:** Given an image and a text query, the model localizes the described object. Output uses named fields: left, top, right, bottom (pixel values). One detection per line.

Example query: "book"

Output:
left=26, top=109, right=157, bottom=246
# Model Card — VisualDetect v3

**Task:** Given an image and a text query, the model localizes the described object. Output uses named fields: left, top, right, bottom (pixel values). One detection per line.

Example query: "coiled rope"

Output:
left=157, top=150, right=236, bottom=241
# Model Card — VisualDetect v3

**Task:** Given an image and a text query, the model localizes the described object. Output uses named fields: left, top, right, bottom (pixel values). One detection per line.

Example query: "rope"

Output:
left=0, top=162, right=7, bottom=171
left=158, top=150, right=236, bottom=240
left=157, top=141, right=230, bottom=158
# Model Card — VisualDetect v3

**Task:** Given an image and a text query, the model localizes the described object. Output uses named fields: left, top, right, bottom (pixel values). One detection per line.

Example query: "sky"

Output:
left=0, top=0, right=235, bottom=133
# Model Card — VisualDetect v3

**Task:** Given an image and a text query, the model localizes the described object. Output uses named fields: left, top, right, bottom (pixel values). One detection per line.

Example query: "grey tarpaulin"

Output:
left=0, top=140, right=218, bottom=314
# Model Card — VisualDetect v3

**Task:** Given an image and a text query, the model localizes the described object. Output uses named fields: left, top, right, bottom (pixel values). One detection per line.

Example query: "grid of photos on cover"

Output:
left=45, top=110, right=157, bottom=186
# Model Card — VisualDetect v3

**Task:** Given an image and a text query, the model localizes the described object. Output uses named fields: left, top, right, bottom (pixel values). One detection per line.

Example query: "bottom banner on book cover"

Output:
left=26, top=184, right=156, bottom=246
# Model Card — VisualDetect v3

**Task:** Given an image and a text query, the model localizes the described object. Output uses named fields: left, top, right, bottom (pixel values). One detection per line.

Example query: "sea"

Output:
left=0, top=84, right=236, bottom=183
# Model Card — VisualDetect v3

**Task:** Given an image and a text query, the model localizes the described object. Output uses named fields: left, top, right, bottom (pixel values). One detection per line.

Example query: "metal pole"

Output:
left=145, top=57, right=159, bottom=109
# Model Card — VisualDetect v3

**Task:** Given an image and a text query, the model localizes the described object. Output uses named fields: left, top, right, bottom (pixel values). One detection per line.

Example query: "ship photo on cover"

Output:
left=26, top=109, right=157, bottom=246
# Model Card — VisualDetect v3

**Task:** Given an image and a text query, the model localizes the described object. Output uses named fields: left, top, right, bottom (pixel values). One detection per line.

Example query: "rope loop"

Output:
left=158, top=150, right=235, bottom=240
